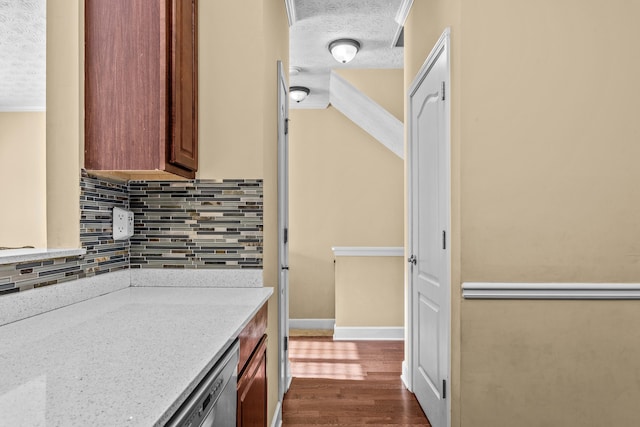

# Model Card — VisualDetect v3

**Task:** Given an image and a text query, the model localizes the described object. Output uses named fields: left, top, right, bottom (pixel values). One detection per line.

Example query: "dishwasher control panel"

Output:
left=166, top=340, right=239, bottom=427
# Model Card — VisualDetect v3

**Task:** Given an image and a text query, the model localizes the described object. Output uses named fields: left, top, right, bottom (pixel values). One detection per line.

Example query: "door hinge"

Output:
left=443, top=379, right=447, bottom=399
left=441, top=81, right=446, bottom=101
left=285, top=118, right=289, bottom=135
left=408, top=255, right=417, bottom=265
left=284, top=336, right=288, bottom=351
left=283, top=227, right=288, bottom=244
left=442, top=230, right=446, bottom=250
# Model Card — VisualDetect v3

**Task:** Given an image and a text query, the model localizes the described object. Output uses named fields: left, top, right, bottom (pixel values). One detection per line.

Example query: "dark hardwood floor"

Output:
left=282, top=337, right=431, bottom=426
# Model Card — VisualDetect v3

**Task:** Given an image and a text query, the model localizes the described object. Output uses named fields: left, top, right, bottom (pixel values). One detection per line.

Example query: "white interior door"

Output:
left=277, top=61, right=291, bottom=400
left=408, top=30, right=450, bottom=427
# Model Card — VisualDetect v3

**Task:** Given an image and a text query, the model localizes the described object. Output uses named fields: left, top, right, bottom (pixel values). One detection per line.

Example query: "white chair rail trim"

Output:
left=462, top=282, right=640, bottom=300
left=331, top=246, right=404, bottom=257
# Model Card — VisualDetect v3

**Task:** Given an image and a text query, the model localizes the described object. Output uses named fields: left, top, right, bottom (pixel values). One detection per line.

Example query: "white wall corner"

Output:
left=329, top=71, right=404, bottom=159
left=284, top=0, right=296, bottom=27
left=333, top=326, right=404, bottom=341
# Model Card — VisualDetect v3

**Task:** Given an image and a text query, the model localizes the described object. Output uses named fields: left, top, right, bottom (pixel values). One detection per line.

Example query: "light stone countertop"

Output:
left=0, top=248, right=86, bottom=265
left=0, top=286, right=273, bottom=427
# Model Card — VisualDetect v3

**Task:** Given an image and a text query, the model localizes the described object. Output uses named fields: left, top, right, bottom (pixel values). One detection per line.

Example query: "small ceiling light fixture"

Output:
left=328, top=38, right=361, bottom=64
left=289, top=86, right=310, bottom=103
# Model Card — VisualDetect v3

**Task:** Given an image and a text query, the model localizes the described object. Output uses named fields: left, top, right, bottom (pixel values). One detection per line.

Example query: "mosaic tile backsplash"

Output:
left=0, top=176, right=129, bottom=295
left=0, top=177, right=263, bottom=296
left=129, top=180, right=263, bottom=269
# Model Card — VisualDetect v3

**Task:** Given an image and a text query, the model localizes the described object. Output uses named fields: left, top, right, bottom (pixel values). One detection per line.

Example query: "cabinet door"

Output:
left=237, top=335, right=267, bottom=427
left=85, top=0, right=167, bottom=171
left=169, top=0, right=198, bottom=171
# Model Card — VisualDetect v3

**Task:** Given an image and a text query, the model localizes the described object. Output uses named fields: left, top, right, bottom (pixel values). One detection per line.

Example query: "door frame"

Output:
left=406, top=27, right=451, bottom=427
left=276, top=60, right=291, bottom=404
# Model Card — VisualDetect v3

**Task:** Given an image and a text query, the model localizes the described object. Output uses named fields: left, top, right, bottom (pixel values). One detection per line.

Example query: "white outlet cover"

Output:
left=113, top=207, right=134, bottom=240
left=126, top=211, right=134, bottom=237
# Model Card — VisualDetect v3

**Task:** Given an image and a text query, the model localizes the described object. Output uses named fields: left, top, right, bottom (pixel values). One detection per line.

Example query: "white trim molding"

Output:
left=329, top=71, right=404, bottom=158
left=289, top=318, right=335, bottom=330
left=333, top=326, right=404, bottom=341
left=270, top=401, right=282, bottom=427
left=462, top=282, right=640, bottom=300
left=395, top=0, right=415, bottom=25
left=332, top=246, right=404, bottom=257
left=0, top=106, right=45, bottom=112
left=401, top=360, right=412, bottom=391
left=391, top=0, right=414, bottom=47
left=284, top=0, right=296, bottom=27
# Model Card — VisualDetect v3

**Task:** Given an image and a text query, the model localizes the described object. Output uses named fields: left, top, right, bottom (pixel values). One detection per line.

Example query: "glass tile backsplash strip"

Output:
left=128, top=179, right=263, bottom=269
left=0, top=175, right=129, bottom=295
left=0, top=177, right=263, bottom=296
left=79, top=175, right=130, bottom=275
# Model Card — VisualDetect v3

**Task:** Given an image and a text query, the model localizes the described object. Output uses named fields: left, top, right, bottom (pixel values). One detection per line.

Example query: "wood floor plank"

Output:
left=283, top=337, right=431, bottom=426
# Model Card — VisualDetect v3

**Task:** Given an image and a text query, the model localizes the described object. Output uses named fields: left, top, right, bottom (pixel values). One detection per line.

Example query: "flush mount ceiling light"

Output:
left=328, top=39, right=361, bottom=64
left=289, top=86, right=310, bottom=103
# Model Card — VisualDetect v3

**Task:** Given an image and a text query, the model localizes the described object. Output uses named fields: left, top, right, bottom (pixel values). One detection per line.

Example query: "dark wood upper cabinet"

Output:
left=84, top=0, right=198, bottom=179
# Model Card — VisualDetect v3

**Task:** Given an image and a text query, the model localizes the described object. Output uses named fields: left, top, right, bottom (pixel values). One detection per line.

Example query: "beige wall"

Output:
left=461, top=0, right=640, bottom=282
left=406, top=1, right=640, bottom=426
left=0, top=113, right=47, bottom=248
left=197, top=2, right=263, bottom=179
left=289, top=103, right=404, bottom=320
left=46, top=0, right=82, bottom=249
left=461, top=300, right=640, bottom=426
left=334, top=256, right=404, bottom=327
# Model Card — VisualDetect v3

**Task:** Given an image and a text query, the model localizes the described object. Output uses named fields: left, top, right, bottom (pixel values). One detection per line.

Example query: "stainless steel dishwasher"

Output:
left=166, top=340, right=239, bottom=427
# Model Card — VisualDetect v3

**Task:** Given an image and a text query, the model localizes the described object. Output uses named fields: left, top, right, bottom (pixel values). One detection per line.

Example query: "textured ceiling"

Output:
left=0, top=0, right=46, bottom=111
left=0, top=1, right=401, bottom=111
left=290, top=0, right=404, bottom=109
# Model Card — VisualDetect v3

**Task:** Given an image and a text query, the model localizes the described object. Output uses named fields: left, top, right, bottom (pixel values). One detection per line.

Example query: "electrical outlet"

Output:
left=126, top=210, right=134, bottom=238
left=113, top=207, right=134, bottom=240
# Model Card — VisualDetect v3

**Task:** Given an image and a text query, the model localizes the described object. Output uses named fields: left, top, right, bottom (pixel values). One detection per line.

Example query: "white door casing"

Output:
left=407, top=29, right=451, bottom=427
left=277, top=61, right=291, bottom=401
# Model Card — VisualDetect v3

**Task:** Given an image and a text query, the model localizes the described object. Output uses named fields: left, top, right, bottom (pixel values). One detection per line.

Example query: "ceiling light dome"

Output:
left=328, top=39, right=361, bottom=64
left=289, top=86, right=310, bottom=103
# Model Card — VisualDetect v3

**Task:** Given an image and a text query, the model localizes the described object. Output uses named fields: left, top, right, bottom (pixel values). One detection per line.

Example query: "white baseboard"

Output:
left=289, top=318, right=335, bottom=330
left=333, top=326, right=404, bottom=341
left=401, top=360, right=412, bottom=391
left=270, top=401, right=282, bottom=427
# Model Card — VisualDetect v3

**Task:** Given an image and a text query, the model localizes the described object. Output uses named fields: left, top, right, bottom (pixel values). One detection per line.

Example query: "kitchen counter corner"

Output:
left=0, top=286, right=273, bottom=427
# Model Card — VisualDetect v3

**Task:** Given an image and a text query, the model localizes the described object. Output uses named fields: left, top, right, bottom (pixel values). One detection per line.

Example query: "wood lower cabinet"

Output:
left=237, top=304, right=268, bottom=427
left=237, top=335, right=267, bottom=427
left=84, top=0, right=198, bottom=180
